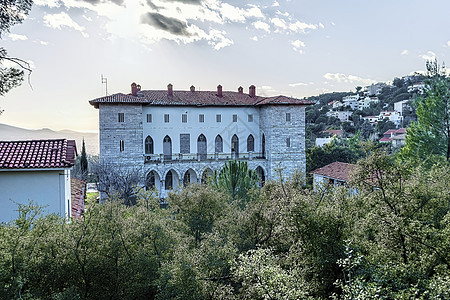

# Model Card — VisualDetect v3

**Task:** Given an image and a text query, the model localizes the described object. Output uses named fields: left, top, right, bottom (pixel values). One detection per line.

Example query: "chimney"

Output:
left=217, top=84, right=223, bottom=97
left=249, top=85, right=256, bottom=97
left=167, top=83, right=173, bottom=96
left=238, top=86, right=243, bottom=94
left=190, top=85, right=195, bottom=92
left=131, top=82, right=137, bottom=96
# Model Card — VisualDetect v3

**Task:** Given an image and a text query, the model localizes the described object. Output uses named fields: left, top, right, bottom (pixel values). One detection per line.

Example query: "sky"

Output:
left=1, top=0, right=449, bottom=132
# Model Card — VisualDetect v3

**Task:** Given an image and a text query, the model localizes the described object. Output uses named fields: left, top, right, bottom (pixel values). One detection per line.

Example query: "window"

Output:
left=233, top=114, right=238, bottom=122
left=248, top=114, right=253, bottom=122
left=197, top=134, right=207, bottom=160
left=180, top=134, right=190, bottom=154
left=163, top=135, right=172, bottom=160
left=231, top=135, right=239, bottom=158
left=119, top=140, right=124, bottom=152
left=286, top=137, right=291, bottom=148
left=146, top=171, right=156, bottom=190
left=146, top=114, right=152, bottom=123
left=199, top=114, right=205, bottom=123
left=118, top=113, right=124, bottom=123
left=247, top=135, right=254, bottom=152
left=145, top=136, right=154, bottom=154
left=216, top=114, right=221, bottom=122
left=215, top=135, right=223, bottom=153
left=286, top=112, right=291, bottom=122
left=164, top=114, right=170, bottom=123
left=165, top=170, right=173, bottom=190
left=182, top=114, right=187, bottom=123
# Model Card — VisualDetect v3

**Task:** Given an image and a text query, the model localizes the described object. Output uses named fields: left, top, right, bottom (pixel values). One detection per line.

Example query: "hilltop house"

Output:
left=0, top=139, right=78, bottom=222
left=310, top=161, right=357, bottom=191
left=89, top=83, right=313, bottom=198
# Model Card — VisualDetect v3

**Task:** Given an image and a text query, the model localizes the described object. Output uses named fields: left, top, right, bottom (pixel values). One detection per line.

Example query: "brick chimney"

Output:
left=217, top=84, right=223, bottom=97
left=190, top=85, right=195, bottom=92
left=238, top=86, right=243, bottom=94
left=131, top=82, right=138, bottom=96
left=249, top=85, right=256, bottom=97
left=167, top=83, right=173, bottom=96
left=137, top=84, right=141, bottom=93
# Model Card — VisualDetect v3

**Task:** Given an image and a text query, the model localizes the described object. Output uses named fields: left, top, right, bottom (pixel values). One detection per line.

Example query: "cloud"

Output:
left=43, top=12, right=88, bottom=37
left=271, top=17, right=287, bottom=30
left=40, top=41, right=49, bottom=45
left=141, top=12, right=190, bottom=36
left=8, top=33, right=28, bottom=41
left=272, top=1, right=280, bottom=7
left=289, top=20, right=317, bottom=33
left=420, top=51, right=436, bottom=61
left=206, top=29, right=233, bottom=50
left=447, top=41, right=450, bottom=47
left=289, top=82, right=313, bottom=87
left=33, top=0, right=60, bottom=7
left=401, top=49, right=408, bottom=55
left=252, top=20, right=270, bottom=33
left=291, top=39, right=305, bottom=54
left=323, top=73, right=375, bottom=85
left=250, top=36, right=258, bottom=41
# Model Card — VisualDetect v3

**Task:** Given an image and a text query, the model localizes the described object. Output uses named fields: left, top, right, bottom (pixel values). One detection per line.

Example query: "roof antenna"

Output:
left=101, top=74, right=108, bottom=96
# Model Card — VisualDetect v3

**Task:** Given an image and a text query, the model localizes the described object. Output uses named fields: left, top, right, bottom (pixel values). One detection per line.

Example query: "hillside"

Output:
left=0, top=123, right=99, bottom=155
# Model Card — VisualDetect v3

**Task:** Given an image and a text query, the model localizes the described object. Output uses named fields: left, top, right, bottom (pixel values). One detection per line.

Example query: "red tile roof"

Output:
left=322, top=129, right=342, bottom=137
left=89, top=89, right=314, bottom=108
left=310, top=161, right=357, bottom=182
left=71, top=178, right=86, bottom=220
left=0, top=139, right=77, bottom=169
left=379, top=137, right=392, bottom=142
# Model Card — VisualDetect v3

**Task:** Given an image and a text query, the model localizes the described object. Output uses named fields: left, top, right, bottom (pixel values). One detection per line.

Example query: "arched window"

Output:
left=231, top=134, right=239, bottom=158
left=165, top=170, right=173, bottom=190
left=183, top=171, right=190, bottom=187
left=197, top=134, right=207, bottom=160
left=145, top=136, right=154, bottom=154
left=256, top=166, right=265, bottom=187
left=146, top=171, right=156, bottom=190
left=163, top=135, right=172, bottom=161
left=247, top=134, right=254, bottom=152
left=215, top=135, right=223, bottom=153
left=262, top=134, right=265, bottom=158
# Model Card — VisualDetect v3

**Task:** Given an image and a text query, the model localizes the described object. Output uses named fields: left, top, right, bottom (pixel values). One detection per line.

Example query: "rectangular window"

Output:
left=180, top=134, right=190, bottom=154
left=233, top=114, right=238, bottom=122
left=199, top=114, right=205, bottom=123
left=164, top=114, right=170, bottom=123
left=216, top=114, right=221, bottom=123
left=286, top=137, right=291, bottom=148
left=118, top=113, right=124, bottom=123
left=119, top=140, right=124, bottom=152
left=146, top=114, right=152, bottom=123
left=182, top=114, right=188, bottom=123
left=248, top=114, right=253, bottom=122
left=286, top=112, right=291, bottom=122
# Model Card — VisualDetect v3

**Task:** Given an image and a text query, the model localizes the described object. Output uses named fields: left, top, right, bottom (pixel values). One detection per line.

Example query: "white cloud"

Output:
left=289, top=82, right=311, bottom=87
left=401, top=49, right=408, bottom=55
left=291, top=39, right=305, bottom=54
left=206, top=29, right=234, bottom=50
left=420, top=51, right=436, bottom=61
left=40, top=41, right=49, bottom=46
left=319, top=22, right=324, bottom=29
left=323, top=73, right=375, bottom=85
left=44, top=12, right=88, bottom=37
left=447, top=41, right=450, bottom=47
left=272, top=1, right=280, bottom=7
left=8, top=33, right=28, bottom=41
left=289, top=21, right=317, bottom=33
left=270, top=17, right=287, bottom=30
left=34, top=0, right=60, bottom=8
left=253, top=20, right=270, bottom=33
left=250, top=36, right=258, bottom=41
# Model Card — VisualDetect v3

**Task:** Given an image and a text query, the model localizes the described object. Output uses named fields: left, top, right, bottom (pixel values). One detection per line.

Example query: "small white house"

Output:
left=0, top=139, right=77, bottom=223
left=310, top=161, right=357, bottom=191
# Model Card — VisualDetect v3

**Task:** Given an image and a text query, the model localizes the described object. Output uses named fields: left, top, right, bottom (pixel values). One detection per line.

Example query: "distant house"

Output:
left=310, top=161, right=357, bottom=191
left=358, top=96, right=379, bottom=110
left=327, top=110, right=353, bottom=122
left=379, top=128, right=406, bottom=144
left=0, top=139, right=80, bottom=222
left=342, top=95, right=360, bottom=110
left=362, top=115, right=379, bottom=126
left=393, top=99, right=412, bottom=116
left=315, top=129, right=343, bottom=147
left=379, top=110, right=403, bottom=127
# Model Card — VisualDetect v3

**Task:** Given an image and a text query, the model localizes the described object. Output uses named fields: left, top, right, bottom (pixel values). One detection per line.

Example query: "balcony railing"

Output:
left=144, top=152, right=266, bottom=164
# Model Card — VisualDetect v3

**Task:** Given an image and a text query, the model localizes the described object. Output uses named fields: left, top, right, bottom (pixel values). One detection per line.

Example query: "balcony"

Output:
left=144, top=152, right=266, bottom=164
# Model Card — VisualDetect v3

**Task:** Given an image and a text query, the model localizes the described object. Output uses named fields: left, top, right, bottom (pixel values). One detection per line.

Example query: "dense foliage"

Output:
left=1, top=152, right=449, bottom=299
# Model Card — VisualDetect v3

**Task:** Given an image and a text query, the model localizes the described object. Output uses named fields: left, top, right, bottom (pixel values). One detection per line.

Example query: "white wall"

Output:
left=0, top=169, right=71, bottom=223
left=142, top=106, right=261, bottom=155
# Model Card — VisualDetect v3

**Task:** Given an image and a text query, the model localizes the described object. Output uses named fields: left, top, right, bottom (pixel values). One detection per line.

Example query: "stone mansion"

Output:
left=89, top=83, right=313, bottom=198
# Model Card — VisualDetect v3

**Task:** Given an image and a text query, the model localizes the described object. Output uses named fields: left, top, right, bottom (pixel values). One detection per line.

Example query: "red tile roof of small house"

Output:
left=0, top=139, right=77, bottom=169
left=310, top=161, right=357, bottom=182
left=379, top=137, right=392, bottom=143
left=89, top=86, right=314, bottom=108
left=322, top=129, right=342, bottom=137
left=71, top=178, right=86, bottom=220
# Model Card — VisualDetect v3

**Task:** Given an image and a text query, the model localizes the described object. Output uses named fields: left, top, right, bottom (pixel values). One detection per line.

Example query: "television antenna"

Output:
left=101, top=74, right=108, bottom=96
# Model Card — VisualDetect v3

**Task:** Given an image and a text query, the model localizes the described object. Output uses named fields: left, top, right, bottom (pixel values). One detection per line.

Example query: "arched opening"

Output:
left=165, top=169, right=179, bottom=191
left=183, top=168, right=198, bottom=186
left=256, top=166, right=265, bottom=187
left=215, top=135, right=223, bottom=153
left=247, top=134, right=254, bottom=152
left=231, top=134, right=239, bottom=159
left=201, top=168, right=213, bottom=184
left=145, top=136, right=154, bottom=154
left=197, top=134, right=207, bottom=160
left=262, top=134, right=266, bottom=158
left=146, top=170, right=161, bottom=191
left=163, top=135, right=172, bottom=161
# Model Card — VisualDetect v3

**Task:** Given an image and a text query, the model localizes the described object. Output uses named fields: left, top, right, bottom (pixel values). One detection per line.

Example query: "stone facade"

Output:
left=91, top=84, right=311, bottom=198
